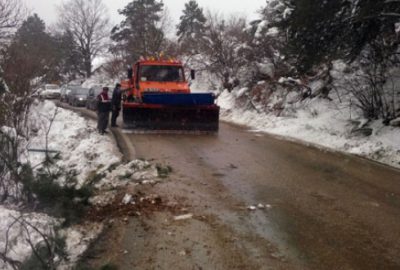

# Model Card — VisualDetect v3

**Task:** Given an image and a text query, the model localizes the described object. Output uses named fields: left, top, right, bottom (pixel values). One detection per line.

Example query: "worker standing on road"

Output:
left=111, top=83, right=122, bottom=127
left=97, top=87, right=111, bottom=135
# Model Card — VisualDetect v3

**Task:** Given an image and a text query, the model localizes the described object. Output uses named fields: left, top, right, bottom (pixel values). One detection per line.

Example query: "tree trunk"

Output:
left=84, top=54, right=92, bottom=78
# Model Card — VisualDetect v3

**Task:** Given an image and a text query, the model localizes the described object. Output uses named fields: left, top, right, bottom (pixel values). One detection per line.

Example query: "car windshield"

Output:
left=74, top=88, right=88, bottom=95
left=46, top=85, right=58, bottom=90
left=140, top=65, right=184, bottom=82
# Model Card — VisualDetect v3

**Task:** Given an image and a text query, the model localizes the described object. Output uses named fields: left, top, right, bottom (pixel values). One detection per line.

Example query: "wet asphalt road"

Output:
left=120, top=121, right=400, bottom=270
left=56, top=100, right=400, bottom=269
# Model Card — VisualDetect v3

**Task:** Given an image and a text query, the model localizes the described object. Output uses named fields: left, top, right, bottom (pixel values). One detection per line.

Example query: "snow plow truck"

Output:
left=121, top=58, right=219, bottom=132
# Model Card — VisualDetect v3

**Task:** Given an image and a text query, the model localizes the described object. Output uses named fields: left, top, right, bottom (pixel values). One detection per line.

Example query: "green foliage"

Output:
left=1, top=13, right=86, bottom=93
left=177, top=0, right=207, bottom=53
left=1, top=13, right=68, bottom=97
left=281, top=0, right=400, bottom=72
left=282, top=0, right=350, bottom=72
left=52, top=30, right=86, bottom=80
left=20, top=157, right=92, bottom=225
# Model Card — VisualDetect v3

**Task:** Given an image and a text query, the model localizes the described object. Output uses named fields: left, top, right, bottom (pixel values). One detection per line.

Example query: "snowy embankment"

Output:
left=218, top=90, right=400, bottom=168
left=28, top=100, right=121, bottom=187
left=0, top=100, right=158, bottom=269
left=0, top=101, right=119, bottom=269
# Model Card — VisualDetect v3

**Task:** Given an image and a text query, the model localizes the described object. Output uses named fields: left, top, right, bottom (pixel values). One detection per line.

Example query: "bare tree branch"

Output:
left=57, top=0, right=110, bottom=77
left=0, top=0, right=26, bottom=43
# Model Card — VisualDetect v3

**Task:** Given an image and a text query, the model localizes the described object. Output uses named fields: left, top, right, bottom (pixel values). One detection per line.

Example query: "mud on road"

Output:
left=80, top=121, right=400, bottom=270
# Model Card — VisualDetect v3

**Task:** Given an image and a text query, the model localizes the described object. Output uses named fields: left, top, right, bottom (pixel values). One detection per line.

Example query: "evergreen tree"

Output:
left=281, top=0, right=400, bottom=72
left=177, top=0, right=207, bottom=54
left=281, top=0, right=349, bottom=72
left=111, top=0, right=165, bottom=62
left=53, top=30, right=86, bottom=80
left=1, top=14, right=59, bottom=95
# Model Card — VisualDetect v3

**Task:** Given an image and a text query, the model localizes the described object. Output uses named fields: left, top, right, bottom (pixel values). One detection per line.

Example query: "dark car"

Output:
left=65, top=85, right=80, bottom=104
left=60, top=84, right=80, bottom=102
left=68, top=87, right=90, bottom=107
left=85, top=85, right=102, bottom=110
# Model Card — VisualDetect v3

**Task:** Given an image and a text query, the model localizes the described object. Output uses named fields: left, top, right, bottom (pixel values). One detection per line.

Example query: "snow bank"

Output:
left=0, top=206, right=57, bottom=269
left=218, top=89, right=400, bottom=169
left=28, top=100, right=122, bottom=187
left=1, top=100, right=125, bottom=269
left=59, top=223, right=103, bottom=270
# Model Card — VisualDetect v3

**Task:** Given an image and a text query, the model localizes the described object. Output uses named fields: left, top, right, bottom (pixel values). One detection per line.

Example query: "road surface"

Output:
left=81, top=120, right=400, bottom=270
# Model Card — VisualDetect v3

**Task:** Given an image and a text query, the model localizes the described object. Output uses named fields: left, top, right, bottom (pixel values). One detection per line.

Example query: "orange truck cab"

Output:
left=121, top=58, right=219, bottom=132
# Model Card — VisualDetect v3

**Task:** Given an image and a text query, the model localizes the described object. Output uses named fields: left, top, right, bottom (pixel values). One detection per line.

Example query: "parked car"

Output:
left=39, top=84, right=61, bottom=99
left=68, top=87, right=90, bottom=107
left=60, top=85, right=71, bottom=102
left=60, top=84, right=80, bottom=102
left=65, top=85, right=80, bottom=104
left=85, top=85, right=103, bottom=110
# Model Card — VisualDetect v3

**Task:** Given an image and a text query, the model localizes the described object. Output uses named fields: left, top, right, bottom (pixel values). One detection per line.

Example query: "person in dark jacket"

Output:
left=97, top=87, right=111, bottom=134
left=111, top=83, right=122, bottom=127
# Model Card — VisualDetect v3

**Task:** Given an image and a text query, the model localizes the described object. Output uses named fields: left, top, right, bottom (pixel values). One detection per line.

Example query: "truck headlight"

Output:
left=144, top=88, right=161, bottom=92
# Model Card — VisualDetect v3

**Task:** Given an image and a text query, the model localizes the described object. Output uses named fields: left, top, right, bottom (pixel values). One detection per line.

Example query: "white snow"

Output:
left=255, top=20, right=268, bottom=38
left=59, top=223, right=103, bottom=269
left=235, top=87, right=249, bottom=98
left=0, top=99, right=128, bottom=269
left=0, top=206, right=57, bottom=269
left=257, top=61, right=275, bottom=78
left=94, top=160, right=158, bottom=191
left=28, top=100, right=122, bottom=187
left=266, top=27, right=279, bottom=37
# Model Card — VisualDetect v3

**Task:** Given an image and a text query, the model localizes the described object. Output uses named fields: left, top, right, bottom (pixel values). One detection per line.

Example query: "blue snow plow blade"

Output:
left=142, top=93, right=215, bottom=106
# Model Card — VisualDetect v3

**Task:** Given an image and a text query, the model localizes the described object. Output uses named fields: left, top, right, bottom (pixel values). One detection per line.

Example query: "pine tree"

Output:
left=281, top=0, right=400, bottom=72
left=54, top=30, right=86, bottom=80
left=1, top=14, right=59, bottom=95
left=111, top=0, right=165, bottom=62
left=177, top=0, right=207, bottom=54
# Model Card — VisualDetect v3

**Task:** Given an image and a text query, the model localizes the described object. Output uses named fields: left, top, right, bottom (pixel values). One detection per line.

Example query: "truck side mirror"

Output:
left=127, top=66, right=133, bottom=79
left=190, top=70, right=196, bottom=80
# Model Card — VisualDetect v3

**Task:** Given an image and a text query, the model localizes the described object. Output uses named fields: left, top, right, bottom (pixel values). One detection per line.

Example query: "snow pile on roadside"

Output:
left=218, top=88, right=400, bottom=168
left=0, top=99, right=127, bottom=269
left=89, top=160, right=160, bottom=206
left=0, top=206, right=57, bottom=269
left=28, top=100, right=122, bottom=187
left=0, top=206, right=104, bottom=270
left=95, top=160, right=158, bottom=190
left=59, top=223, right=103, bottom=270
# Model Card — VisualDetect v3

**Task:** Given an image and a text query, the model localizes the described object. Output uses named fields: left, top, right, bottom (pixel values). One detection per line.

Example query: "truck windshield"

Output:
left=140, top=65, right=184, bottom=82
